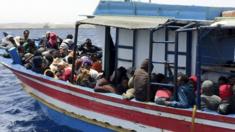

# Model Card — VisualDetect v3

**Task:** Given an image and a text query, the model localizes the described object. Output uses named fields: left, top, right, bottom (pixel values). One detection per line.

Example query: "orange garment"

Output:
left=91, top=61, right=102, bottom=72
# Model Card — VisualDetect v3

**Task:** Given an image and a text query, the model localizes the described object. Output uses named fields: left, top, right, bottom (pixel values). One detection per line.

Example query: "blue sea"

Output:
left=0, top=28, right=97, bottom=132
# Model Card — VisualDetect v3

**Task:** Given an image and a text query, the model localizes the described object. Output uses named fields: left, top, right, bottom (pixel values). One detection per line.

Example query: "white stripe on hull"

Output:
left=18, top=73, right=235, bottom=130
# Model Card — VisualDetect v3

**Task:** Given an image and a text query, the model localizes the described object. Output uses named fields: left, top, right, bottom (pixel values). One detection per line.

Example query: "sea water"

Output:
left=0, top=28, right=98, bottom=132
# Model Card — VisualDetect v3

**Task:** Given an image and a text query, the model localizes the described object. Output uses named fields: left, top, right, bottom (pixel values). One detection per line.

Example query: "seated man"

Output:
left=59, top=42, right=69, bottom=58
left=46, top=32, right=58, bottom=49
left=23, top=39, right=36, bottom=54
left=76, top=60, right=98, bottom=87
left=0, top=35, right=17, bottom=49
left=217, top=76, right=233, bottom=114
left=164, top=75, right=195, bottom=108
left=55, top=61, right=72, bottom=82
left=62, top=34, right=74, bottom=50
left=134, top=59, right=153, bottom=102
left=201, top=80, right=221, bottom=110
left=31, top=55, right=44, bottom=74
left=230, top=85, right=235, bottom=113
left=78, top=38, right=102, bottom=56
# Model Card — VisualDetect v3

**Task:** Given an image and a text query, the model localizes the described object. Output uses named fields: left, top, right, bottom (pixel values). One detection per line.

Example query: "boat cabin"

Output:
left=74, top=15, right=212, bottom=106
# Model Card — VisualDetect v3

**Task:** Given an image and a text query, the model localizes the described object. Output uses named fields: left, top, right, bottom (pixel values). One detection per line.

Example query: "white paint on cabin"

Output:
left=95, top=25, right=197, bottom=76
left=135, top=30, right=150, bottom=69
left=117, top=29, right=133, bottom=68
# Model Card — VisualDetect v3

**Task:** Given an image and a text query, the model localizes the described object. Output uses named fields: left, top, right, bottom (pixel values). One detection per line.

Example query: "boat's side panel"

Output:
left=10, top=67, right=235, bottom=132
left=15, top=72, right=163, bottom=132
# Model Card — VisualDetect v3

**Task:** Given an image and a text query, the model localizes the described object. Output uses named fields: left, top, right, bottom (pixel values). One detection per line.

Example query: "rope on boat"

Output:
left=191, top=105, right=197, bottom=132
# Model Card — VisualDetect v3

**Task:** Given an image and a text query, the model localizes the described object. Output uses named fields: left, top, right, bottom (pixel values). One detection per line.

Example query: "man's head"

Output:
left=218, top=76, right=228, bottom=85
left=46, top=31, right=50, bottom=39
left=23, top=30, right=30, bottom=40
left=177, top=74, right=189, bottom=86
left=82, top=60, right=92, bottom=70
left=59, top=42, right=69, bottom=57
left=66, top=34, right=73, bottom=39
left=85, top=38, right=92, bottom=48
left=140, top=59, right=154, bottom=72
left=201, top=80, right=214, bottom=95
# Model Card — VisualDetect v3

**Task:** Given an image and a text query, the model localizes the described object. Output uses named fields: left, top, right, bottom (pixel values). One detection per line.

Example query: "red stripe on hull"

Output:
left=9, top=67, right=235, bottom=125
left=14, top=71, right=234, bottom=132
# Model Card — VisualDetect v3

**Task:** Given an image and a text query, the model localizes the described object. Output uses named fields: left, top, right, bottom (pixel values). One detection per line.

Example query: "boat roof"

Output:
left=78, top=15, right=170, bottom=29
left=78, top=15, right=211, bottom=29
left=211, top=17, right=235, bottom=28
left=143, top=0, right=235, bottom=8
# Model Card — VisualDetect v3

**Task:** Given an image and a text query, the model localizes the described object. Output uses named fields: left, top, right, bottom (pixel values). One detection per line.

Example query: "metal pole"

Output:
left=114, top=28, right=119, bottom=84
left=132, top=29, right=136, bottom=68
left=164, top=26, right=169, bottom=77
left=174, top=31, right=179, bottom=97
left=186, top=31, right=192, bottom=76
left=70, top=23, right=80, bottom=83
left=147, top=29, right=154, bottom=101
left=196, top=27, right=201, bottom=109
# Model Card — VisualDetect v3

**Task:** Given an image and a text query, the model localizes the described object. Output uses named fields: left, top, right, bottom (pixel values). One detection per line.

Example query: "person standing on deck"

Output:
left=78, top=38, right=101, bottom=56
left=201, top=80, right=221, bottom=111
left=22, top=30, right=30, bottom=43
left=46, top=32, right=58, bottom=49
left=39, top=31, right=50, bottom=48
left=62, top=34, right=74, bottom=50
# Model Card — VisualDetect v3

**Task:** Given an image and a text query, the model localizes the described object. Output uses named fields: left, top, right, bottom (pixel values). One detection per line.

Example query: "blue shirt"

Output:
left=169, top=84, right=195, bottom=108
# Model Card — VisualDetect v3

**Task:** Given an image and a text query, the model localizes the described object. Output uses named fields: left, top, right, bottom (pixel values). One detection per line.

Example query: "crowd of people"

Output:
left=1, top=30, right=235, bottom=115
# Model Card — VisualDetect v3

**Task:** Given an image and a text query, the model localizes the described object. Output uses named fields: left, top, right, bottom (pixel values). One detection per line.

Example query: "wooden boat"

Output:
left=1, top=16, right=235, bottom=132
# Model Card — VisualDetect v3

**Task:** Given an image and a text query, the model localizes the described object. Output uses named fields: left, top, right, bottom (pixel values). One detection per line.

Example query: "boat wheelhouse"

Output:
left=1, top=15, right=235, bottom=132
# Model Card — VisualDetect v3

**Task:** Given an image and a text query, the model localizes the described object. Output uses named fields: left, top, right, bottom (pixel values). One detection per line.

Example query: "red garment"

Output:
left=219, top=84, right=233, bottom=100
left=155, top=88, right=172, bottom=99
left=49, top=32, right=57, bottom=47
left=59, top=67, right=72, bottom=81
left=189, top=75, right=197, bottom=92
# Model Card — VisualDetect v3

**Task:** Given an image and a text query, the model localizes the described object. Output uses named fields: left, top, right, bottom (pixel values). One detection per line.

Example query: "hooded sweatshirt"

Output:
left=134, top=59, right=153, bottom=102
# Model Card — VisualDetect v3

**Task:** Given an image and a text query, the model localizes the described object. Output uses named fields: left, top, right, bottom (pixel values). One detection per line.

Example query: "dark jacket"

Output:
left=168, top=84, right=195, bottom=108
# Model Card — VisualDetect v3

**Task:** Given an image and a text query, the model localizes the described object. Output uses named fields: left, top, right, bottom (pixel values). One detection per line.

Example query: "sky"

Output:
left=0, top=0, right=234, bottom=24
left=0, top=0, right=100, bottom=24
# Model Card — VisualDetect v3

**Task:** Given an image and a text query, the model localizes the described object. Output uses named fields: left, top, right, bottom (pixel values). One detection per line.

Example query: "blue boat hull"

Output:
left=37, top=101, right=114, bottom=132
